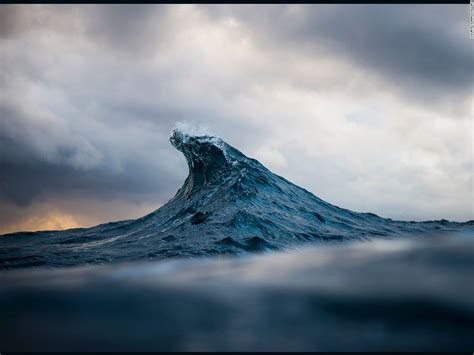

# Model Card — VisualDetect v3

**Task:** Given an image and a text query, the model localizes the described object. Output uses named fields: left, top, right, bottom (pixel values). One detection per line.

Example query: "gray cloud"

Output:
left=0, top=5, right=19, bottom=38
left=81, top=4, right=173, bottom=55
left=301, top=5, right=472, bottom=97
left=202, top=5, right=472, bottom=106
left=0, top=4, right=472, bottom=232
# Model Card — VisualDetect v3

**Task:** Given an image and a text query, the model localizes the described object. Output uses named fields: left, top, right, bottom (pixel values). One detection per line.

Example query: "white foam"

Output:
left=172, top=121, right=213, bottom=137
left=170, top=125, right=236, bottom=165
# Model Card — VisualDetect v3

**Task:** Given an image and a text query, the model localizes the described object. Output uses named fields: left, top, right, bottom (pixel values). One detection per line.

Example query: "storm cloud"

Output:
left=0, top=4, right=472, bottom=233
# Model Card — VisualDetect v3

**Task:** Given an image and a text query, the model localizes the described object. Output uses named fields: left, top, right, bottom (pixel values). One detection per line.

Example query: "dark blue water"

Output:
left=1, top=130, right=471, bottom=269
left=0, top=130, right=472, bottom=351
left=1, top=236, right=473, bottom=351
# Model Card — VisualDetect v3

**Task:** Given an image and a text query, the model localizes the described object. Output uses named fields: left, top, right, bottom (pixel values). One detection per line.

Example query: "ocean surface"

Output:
left=1, top=235, right=473, bottom=351
left=1, top=130, right=472, bottom=351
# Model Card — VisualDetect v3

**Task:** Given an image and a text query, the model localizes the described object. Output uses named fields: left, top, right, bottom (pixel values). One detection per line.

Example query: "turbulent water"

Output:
left=1, top=237, right=473, bottom=351
left=0, top=129, right=473, bottom=351
left=1, top=129, right=472, bottom=269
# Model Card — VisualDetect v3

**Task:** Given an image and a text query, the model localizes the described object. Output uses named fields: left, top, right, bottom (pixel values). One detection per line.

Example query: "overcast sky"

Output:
left=0, top=4, right=472, bottom=233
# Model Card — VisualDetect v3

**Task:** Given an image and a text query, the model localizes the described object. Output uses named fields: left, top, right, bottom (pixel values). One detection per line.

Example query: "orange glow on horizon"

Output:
left=0, top=213, right=82, bottom=235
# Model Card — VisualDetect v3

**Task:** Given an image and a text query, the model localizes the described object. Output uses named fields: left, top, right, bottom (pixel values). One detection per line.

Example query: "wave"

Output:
left=1, top=129, right=472, bottom=269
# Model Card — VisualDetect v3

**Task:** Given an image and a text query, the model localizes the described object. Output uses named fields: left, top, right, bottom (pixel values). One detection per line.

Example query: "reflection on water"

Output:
left=0, top=234, right=473, bottom=351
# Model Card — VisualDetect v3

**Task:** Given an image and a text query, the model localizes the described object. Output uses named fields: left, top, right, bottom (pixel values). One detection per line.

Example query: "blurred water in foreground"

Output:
left=0, top=233, right=473, bottom=351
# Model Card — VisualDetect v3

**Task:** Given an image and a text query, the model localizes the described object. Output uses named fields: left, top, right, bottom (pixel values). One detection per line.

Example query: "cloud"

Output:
left=0, top=4, right=472, bottom=232
left=201, top=5, right=473, bottom=106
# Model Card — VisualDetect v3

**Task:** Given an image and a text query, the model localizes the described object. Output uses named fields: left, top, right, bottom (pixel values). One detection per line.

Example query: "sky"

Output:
left=0, top=4, right=472, bottom=234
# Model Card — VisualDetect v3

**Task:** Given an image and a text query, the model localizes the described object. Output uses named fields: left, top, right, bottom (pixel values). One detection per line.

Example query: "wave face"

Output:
left=1, top=129, right=473, bottom=269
